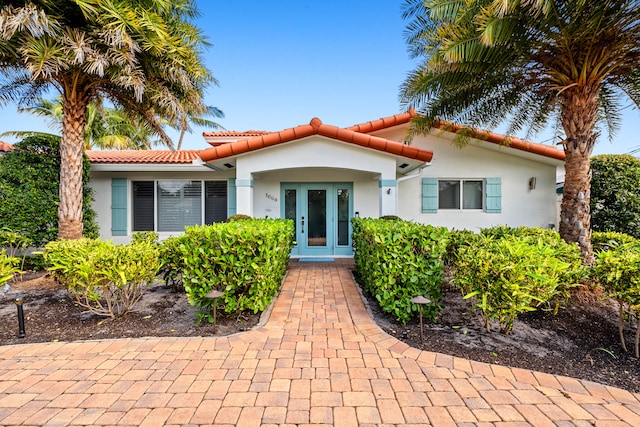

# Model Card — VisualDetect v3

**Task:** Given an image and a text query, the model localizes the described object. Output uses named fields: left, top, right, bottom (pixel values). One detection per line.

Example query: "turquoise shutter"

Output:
left=485, top=177, right=502, bottom=213
left=422, top=178, right=438, bottom=213
left=227, top=179, right=237, bottom=218
left=111, top=178, right=128, bottom=236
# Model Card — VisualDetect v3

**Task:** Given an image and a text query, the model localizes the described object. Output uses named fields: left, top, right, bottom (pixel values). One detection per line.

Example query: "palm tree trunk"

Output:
left=559, top=87, right=599, bottom=263
left=58, top=92, right=89, bottom=240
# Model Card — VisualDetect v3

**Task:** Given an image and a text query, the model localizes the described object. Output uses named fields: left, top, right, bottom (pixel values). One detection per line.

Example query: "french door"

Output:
left=282, top=183, right=353, bottom=257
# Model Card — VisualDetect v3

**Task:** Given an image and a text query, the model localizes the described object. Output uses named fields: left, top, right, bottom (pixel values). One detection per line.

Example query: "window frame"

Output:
left=437, top=178, right=485, bottom=211
left=131, top=179, right=228, bottom=233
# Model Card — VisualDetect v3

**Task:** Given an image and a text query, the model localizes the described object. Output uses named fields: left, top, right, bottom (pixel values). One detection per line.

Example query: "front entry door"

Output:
left=282, top=183, right=353, bottom=257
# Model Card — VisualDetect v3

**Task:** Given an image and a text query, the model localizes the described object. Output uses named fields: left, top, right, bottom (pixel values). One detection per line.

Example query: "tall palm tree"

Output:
left=0, top=0, right=214, bottom=239
left=400, top=0, right=640, bottom=262
left=2, top=97, right=161, bottom=149
left=175, top=105, right=225, bottom=150
left=4, top=97, right=225, bottom=150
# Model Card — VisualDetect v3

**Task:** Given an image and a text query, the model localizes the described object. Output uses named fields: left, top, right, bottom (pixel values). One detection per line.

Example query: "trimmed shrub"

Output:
left=379, top=215, right=402, bottom=221
left=593, top=241, right=640, bottom=357
left=592, top=231, right=637, bottom=253
left=480, top=224, right=554, bottom=239
left=42, top=238, right=162, bottom=317
left=131, top=231, right=159, bottom=245
left=453, top=230, right=585, bottom=333
left=352, top=218, right=449, bottom=324
left=178, top=219, right=294, bottom=323
left=226, top=214, right=252, bottom=222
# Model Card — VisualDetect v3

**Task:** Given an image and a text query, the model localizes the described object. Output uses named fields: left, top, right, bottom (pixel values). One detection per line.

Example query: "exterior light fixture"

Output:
left=410, top=295, right=431, bottom=347
left=529, top=177, right=537, bottom=190
left=14, top=296, right=26, bottom=338
left=205, top=289, right=224, bottom=334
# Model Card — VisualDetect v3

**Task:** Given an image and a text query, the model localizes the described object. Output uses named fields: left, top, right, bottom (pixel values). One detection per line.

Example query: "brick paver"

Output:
left=1, top=260, right=639, bottom=425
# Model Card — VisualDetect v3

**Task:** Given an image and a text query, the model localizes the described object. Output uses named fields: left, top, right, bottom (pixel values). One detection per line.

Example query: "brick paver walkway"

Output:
left=1, top=261, right=639, bottom=426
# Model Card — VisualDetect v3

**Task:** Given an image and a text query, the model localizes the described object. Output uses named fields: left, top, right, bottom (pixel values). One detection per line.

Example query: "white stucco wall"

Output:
left=383, top=129, right=561, bottom=231
left=250, top=168, right=380, bottom=219
left=236, top=137, right=397, bottom=217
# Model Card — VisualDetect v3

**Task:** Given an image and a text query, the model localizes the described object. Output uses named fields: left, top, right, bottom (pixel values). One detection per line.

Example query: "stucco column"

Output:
left=379, top=179, right=397, bottom=216
left=235, top=179, right=253, bottom=216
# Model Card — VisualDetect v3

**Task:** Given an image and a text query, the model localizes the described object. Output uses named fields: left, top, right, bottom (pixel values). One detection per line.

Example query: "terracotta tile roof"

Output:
left=347, top=111, right=418, bottom=133
left=0, top=141, right=13, bottom=152
left=203, top=130, right=270, bottom=137
left=349, top=110, right=566, bottom=161
left=437, top=122, right=566, bottom=161
left=86, top=150, right=201, bottom=164
left=198, top=118, right=434, bottom=163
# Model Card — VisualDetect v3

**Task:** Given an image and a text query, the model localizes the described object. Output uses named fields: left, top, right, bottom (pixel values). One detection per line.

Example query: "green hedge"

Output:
left=352, top=218, right=449, bottom=324
left=177, top=218, right=294, bottom=323
left=453, top=228, right=585, bottom=333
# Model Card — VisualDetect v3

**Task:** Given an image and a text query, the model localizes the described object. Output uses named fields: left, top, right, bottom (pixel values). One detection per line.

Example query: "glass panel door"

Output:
left=307, top=189, right=327, bottom=247
left=337, top=188, right=349, bottom=246
left=281, top=183, right=353, bottom=257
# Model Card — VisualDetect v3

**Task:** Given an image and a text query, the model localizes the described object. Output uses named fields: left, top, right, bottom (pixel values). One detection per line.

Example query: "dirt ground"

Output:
left=1, top=267, right=639, bottom=393
left=0, top=272, right=260, bottom=345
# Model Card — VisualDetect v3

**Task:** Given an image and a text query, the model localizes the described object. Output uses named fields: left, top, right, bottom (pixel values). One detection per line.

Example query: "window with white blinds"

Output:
left=132, top=180, right=227, bottom=232
left=157, top=180, right=202, bottom=232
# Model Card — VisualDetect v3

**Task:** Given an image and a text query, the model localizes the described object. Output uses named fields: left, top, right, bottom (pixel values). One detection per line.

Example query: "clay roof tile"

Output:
left=86, top=150, right=200, bottom=164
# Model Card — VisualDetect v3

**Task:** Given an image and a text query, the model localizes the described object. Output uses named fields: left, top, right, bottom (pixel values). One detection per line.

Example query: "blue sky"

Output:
left=1, top=0, right=638, bottom=155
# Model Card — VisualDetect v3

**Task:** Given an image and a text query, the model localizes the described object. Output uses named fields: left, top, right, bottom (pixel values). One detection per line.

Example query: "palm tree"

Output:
left=0, top=0, right=214, bottom=239
left=4, top=97, right=225, bottom=150
left=2, top=97, right=160, bottom=149
left=400, top=0, right=640, bottom=262
left=175, top=105, right=225, bottom=150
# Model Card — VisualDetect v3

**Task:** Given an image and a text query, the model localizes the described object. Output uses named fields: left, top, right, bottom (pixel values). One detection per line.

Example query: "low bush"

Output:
left=178, top=219, right=294, bottom=323
left=0, top=227, right=32, bottom=272
left=352, top=218, right=449, bottom=324
left=378, top=215, right=402, bottom=221
left=42, top=238, right=162, bottom=317
left=0, top=250, right=21, bottom=289
left=592, top=231, right=637, bottom=253
left=453, top=229, right=584, bottom=334
left=444, top=229, right=478, bottom=266
left=131, top=231, right=159, bottom=245
left=158, top=236, right=185, bottom=291
left=226, top=214, right=252, bottom=222
left=593, top=241, right=640, bottom=357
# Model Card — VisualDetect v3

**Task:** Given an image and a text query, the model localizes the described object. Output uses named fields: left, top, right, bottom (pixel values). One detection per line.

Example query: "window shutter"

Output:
left=486, top=177, right=502, bottom=213
left=111, top=178, right=128, bottom=236
left=227, top=179, right=237, bottom=218
left=422, top=178, right=438, bottom=213
left=205, top=181, right=228, bottom=223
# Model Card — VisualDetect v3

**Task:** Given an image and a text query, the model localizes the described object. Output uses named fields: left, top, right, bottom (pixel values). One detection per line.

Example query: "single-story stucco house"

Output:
left=87, top=111, right=565, bottom=257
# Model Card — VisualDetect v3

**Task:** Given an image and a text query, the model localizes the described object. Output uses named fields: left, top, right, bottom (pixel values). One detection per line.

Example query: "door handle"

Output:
left=301, top=216, right=305, bottom=234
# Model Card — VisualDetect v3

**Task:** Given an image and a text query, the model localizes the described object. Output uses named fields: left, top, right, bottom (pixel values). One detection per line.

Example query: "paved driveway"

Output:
left=0, top=261, right=639, bottom=426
